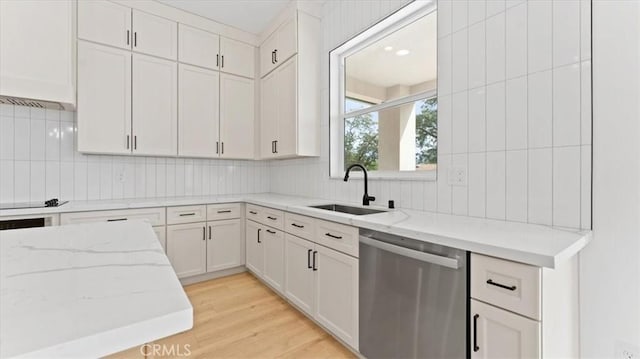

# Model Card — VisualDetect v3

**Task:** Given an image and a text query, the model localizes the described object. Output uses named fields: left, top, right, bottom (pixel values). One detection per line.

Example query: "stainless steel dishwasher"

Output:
left=359, top=229, right=468, bottom=359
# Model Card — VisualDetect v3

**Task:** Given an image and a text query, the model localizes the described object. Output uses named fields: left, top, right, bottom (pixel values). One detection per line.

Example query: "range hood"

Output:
left=0, top=95, right=70, bottom=111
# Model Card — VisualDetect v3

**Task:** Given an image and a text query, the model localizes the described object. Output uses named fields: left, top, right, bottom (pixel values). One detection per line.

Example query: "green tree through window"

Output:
left=344, top=97, right=437, bottom=171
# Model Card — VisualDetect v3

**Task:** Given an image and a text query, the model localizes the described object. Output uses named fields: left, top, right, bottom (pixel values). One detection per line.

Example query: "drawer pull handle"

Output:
left=486, top=279, right=517, bottom=291
left=266, top=229, right=276, bottom=234
left=249, top=211, right=257, bottom=215
left=291, top=223, right=304, bottom=228
left=307, top=249, right=312, bottom=269
left=325, top=232, right=342, bottom=239
left=107, top=218, right=127, bottom=222
left=180, top=213, right=196, bottom=217
left=267, top=216, right=277, bottom=220
left=312, top=250, right=318, bottom=271
left=217, top=210, right=232, bottom=214
left=473, top=314, right=479, bottom=352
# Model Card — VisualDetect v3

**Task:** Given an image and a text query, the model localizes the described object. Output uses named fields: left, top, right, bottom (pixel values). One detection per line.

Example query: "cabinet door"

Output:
left=77, top=41, right=131, bottom=154
left=178, top=64, right=219, bottom=158
left=259, top=31, right=277, bottom=77
left=220, top=74, right=254, bottom=159
left=263, top=227, right=285, bottom=294
left=245, top=220, right=264, bottom=276
left=260, top=70, right=278, bottom=158
left=166, top=222, right=207, bottom=278
left=220, top=37, right=255, bottom=78
left=284, top=234, right=315, bottom=316
left=132, top=10, right=177, bottom=60
left=314, top=245, right=359, bottom=349
left=178, top=24, right=219, bottom=70
left=132, top=54, right=177, bottom=156
left=153, top=226, right=166, bottom=252
left=276, top=16, right=297, bottom=65
left=275, top=57, right=298, bottom=157
left=471, top=299, right=541, bottom=359
left=206, top=219, right=242, bottom=272
left=78, top=0, right=131, bottom=50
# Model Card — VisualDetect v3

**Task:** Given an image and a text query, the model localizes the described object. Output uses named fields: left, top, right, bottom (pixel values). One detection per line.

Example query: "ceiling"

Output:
left=346, top=11, right=438, bottom=90
left=157, top=0, right=292, bottom=34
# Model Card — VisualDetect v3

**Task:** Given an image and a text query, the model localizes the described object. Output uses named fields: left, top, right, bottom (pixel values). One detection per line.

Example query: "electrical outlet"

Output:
left=616, top=341, right=639, bottom=359
left=448, top=167, right=467, bottom=186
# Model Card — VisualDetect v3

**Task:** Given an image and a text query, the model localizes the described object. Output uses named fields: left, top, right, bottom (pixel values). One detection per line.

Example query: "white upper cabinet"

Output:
left=178, top=24, right=220, bottom=70
left=77, top=41, right=131, bottom=154
left=132, top=54, right=177, bottom=156
left=78, top=0, right=131, bottom=50
left=260, top=70, right=279, bottom=158
left=178, top=64, right=220, bottom=158
left=260, top=15, right=297, bottom=77
left=0, top=0, right=75, bottom=108
left=132, top=10, right=178, bottom=60
left=220, top=74, right=255, bottom=159
left=259, top=11, right=320, bottom=159
left=275, top=57, right=298, bottom=157
left=220, top=37, right=255, bottom=78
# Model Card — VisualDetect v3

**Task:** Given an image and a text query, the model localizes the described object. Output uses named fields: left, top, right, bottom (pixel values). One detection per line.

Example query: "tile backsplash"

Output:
left=0, top=104, right=269, bottom=203
left=270, top=0, right=591, bottom=230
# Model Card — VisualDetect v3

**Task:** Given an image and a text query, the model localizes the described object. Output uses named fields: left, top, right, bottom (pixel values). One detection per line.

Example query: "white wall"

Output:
left=270, top=0, right=591, bottom=230
left=581, top=1, right=640, bottom=357
left=0, top=106, right=269, bottom=203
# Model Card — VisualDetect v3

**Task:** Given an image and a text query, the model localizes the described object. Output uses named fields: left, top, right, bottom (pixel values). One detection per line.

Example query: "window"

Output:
left=329, top=1, right=438, bottom=179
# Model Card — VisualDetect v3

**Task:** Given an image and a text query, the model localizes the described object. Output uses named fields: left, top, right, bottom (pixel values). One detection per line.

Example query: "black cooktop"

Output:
left=0, top=198, right=68, bottom=210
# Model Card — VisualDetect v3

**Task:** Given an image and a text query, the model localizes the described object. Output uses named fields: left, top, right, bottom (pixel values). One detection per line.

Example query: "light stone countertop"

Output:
left=0, top=193, right=591, bottom=268
left=0, top=221, right=193, bottom=358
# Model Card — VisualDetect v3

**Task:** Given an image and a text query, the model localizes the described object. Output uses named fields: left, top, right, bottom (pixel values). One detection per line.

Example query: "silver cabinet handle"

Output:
left=359, top=235, right=461, bottom=269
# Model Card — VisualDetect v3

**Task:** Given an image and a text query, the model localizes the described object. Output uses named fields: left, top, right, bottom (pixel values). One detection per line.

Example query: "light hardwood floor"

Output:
left=108, top=272, right=356, bottom=359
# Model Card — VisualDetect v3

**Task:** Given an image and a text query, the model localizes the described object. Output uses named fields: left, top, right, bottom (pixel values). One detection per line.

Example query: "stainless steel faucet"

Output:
left=344, top=164, right=376, bottom=206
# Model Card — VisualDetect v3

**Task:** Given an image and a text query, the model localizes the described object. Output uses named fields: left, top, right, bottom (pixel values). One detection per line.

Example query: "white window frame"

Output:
left=329, top=0, right=438, bottom=180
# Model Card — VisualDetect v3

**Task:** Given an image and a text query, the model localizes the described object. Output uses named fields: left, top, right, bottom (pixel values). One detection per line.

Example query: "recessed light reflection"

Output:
left=395, top=49, right=410, bottom=56
left=384, top=46, right=393, bottom=51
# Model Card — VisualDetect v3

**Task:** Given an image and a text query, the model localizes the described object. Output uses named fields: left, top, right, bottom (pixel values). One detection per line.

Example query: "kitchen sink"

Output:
left=309, top=204, right=386, bottom=216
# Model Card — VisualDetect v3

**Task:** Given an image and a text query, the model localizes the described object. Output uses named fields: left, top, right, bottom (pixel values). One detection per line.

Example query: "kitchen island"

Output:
left=0, top=221, right=193, bottom=358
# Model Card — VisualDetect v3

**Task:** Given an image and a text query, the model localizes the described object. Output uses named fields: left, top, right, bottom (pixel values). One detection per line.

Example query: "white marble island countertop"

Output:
left=0, top=221, right=193, bottom=359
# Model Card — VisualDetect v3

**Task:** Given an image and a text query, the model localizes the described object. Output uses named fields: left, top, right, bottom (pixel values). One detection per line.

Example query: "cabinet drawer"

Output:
left=207, top=203, right=241, bottom=220
left=246, top=204, right=261, bottom=220
left=471, top=253, right=541, bottom=320
left=60, top=207, right=165, bottom=226
left=167, top=205, right=207, bottom=225
left=260, top=207, right=284, bottom=230
left=315, top=219, right=358, bottom=258
left=285, top=212, right=315, bottom=241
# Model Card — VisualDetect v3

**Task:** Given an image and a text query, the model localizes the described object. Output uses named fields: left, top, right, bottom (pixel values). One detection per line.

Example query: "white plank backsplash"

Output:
left=0, top=105, right=269, bottom=203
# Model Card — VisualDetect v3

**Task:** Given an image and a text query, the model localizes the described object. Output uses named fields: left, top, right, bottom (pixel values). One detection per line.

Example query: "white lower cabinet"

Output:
left=282, top=233, right=359, bottom=350
left=262, top=227, right=285, bottom=294
left=284, top=234, right=315, bottom=316
left=471, top=299, right=541, bottom=359
left=245, top=220, right=264, bottom=275
left=166, top=222, right=207, bottom=278
left=206, top=219, right=242, bottom=272
left=314, top=243, right=359, bottom=349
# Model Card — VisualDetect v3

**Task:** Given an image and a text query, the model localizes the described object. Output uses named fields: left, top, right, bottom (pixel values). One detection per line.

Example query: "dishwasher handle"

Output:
left=360, top=235, right=461, bottom=269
